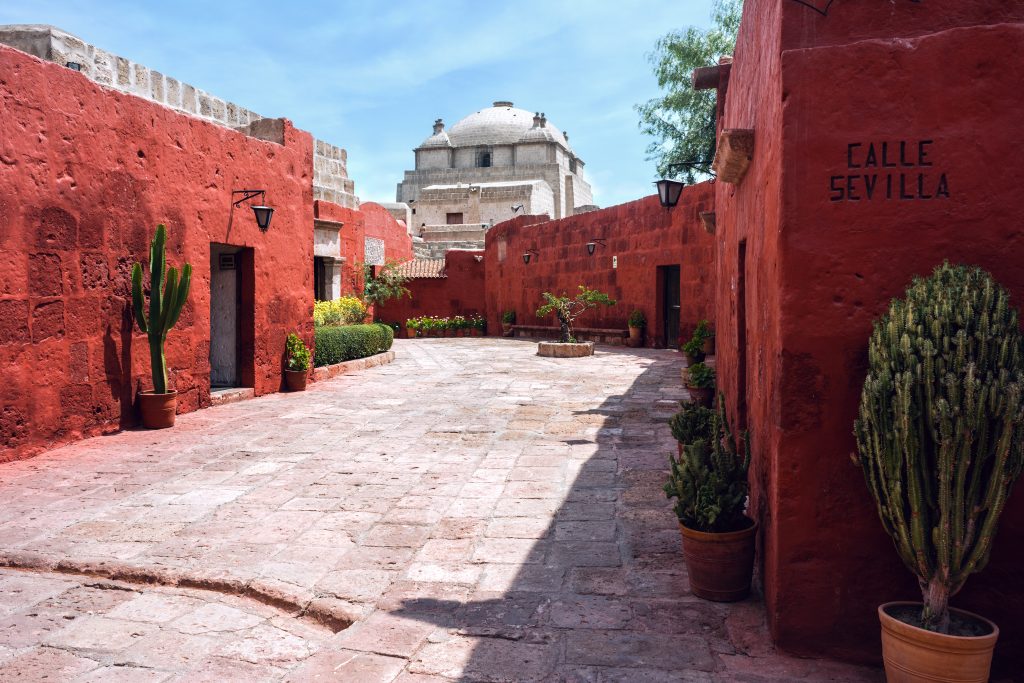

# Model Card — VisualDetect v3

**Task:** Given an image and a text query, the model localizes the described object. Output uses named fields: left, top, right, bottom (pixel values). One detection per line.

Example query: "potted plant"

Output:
left=694, top=319, right=715, bottom=355
left=685, top=362, right=715, bottom=408
left=502, top=310, right=516, bottom=337
left=406, top=318, right=417, bottom=339
left=471, top=315, right=486, bottom=337
left=669, top=402, right=715, bottom=457
left=854, top=263, right=1023, bottom=682
left=681, top=335, right=706, bottom=365
left=131, top=224, right=192, bottom=429
left=535, top=286, right=615, bottom=358
left=627, top=309, right=646, bottom=347
left=284, top=333, right=311, bottom=391
left=665, top=399, right=755, bottom=602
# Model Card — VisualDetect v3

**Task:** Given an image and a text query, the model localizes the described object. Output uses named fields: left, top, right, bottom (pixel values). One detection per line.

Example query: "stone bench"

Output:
left=511, top=325, right=629, bottom=346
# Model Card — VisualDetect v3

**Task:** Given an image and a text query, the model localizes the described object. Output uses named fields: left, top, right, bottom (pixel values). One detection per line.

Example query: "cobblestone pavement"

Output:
left=0, top=339, right=882, bottom=682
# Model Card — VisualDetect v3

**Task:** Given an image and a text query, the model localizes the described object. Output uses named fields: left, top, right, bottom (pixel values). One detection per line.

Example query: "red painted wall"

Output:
left=484, top=188, right=715, bottom=346
left=376, top=250, right=486, bottom=329
left=362, top=202, right=414, bottom=263
left=718, top=1, right=1024, bottom=673
left=0, top=45, right=315, bottom=461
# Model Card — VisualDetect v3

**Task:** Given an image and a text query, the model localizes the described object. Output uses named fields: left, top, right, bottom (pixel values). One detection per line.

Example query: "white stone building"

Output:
left=396, top=102, right=594, bottom=255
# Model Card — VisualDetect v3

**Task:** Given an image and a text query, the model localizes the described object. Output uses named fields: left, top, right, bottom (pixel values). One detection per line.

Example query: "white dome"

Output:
left=447, top=102, right=569, bottom=149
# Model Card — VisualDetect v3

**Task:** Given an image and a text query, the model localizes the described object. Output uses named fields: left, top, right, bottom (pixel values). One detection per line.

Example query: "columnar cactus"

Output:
left=854, top=262, right=1024, bottom=633
left=131, top=224, right=192, bottom=395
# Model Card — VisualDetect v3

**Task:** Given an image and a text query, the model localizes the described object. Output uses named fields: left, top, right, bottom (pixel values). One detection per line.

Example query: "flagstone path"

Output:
left=0, top=339, right=881, bottom=682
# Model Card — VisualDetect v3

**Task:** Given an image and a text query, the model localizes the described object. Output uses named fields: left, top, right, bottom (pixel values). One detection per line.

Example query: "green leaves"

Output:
left=285, top=332, right=312, bottom=372
left=536, top=286, right=617, bottom=343
left=635, top=0, right=742, bottom=182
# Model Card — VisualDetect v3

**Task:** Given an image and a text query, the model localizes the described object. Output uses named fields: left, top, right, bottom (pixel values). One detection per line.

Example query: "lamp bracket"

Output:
left=232, top=189, right=266, bottom=206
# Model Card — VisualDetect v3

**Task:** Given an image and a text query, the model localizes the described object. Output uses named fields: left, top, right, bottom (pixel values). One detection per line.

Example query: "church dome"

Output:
left=417, top=118, right=453, bottom=149
left=447, top=101, right=569, bottom=149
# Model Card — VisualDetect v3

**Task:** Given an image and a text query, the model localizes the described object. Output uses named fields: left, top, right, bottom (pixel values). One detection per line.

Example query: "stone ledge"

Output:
left=537, top=341, right=595, bottom=358
left=312, top=349, right=396, bottom=382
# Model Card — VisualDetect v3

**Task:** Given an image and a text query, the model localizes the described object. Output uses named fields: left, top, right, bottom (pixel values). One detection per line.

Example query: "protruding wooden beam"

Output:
left=692, top=65, right=721, bottom=90
left=712, top=129, right=755, bottom=185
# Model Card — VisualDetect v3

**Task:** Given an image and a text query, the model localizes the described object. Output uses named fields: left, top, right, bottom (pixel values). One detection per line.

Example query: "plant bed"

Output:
left=312, top=349, right=396, bottom=382
left=537, top=341, right=594, bottom=358
left=314, top=323, right=394, bottom=367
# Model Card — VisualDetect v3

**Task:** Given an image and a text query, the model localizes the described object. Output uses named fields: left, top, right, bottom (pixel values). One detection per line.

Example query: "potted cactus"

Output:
left=131, top=224, right=192, bottom=429
left=627, top=309, right=646, bottom=347
left=685, top=362, right=715, bottom=408
left=854, top=263, right=1024, bottom=682
left=284, top=333, right=311, bottom=391
left=501, top=310, right=516, bottom=337
left=665, top=398, right=755, bottom=601
left=669, top=402, right=715, bottom=457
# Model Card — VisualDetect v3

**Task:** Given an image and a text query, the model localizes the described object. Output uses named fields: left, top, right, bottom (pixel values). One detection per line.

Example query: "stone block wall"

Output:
left=0, top=25, right=358, bottom=208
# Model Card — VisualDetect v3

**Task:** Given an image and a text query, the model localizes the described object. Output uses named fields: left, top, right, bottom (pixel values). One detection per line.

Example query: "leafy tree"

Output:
left=536, top=285, right=616, bottom=343
left=636, top=0, right=742, bottom=183
left=361, top=261, right=411, bottom=314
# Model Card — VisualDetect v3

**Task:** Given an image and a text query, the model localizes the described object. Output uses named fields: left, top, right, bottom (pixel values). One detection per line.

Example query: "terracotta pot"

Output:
left=502, top=323, right=513, bottom=337
left=138, top=390, right=177, bottom=429
left=628, top=326, right=643, bottom=344
left=687, top=385, right=714, bottom=408
left=702, top=335, right=716, bottom=355
left=878, top=602, right=998, bottom=683
left=285, top=369, right=308, bottom=392
left=679, top=517, right=757, bottom=602
left=406, top=327, right=415, bottom=338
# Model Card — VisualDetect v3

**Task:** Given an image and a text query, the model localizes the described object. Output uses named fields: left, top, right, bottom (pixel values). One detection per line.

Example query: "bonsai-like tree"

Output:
left=854, top=262, right=1024, bottom=633
left=536, top=285, right=616, bottom=343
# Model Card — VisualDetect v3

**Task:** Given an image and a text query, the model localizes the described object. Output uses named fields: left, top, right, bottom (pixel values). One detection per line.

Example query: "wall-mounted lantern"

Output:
left=654, top=160, right=714, bottom=208
left=586, top=238, right=607, bottom=256
left=232, top=189, right=275, bottom=232
left=522, top=249, right=539, bottom=265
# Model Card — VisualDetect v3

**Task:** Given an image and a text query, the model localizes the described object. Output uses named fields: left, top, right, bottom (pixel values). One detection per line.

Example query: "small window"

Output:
left=446, top=212, right=464, bottom=225
left=478, top=150, right=492, bottom=167
left=569, top=157, right=577, bottom=173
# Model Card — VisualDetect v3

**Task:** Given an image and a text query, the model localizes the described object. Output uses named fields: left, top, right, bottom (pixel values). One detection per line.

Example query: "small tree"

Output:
left=361, top=261, right=411, bottom=317
left=536, top=285, right=616, bottom=343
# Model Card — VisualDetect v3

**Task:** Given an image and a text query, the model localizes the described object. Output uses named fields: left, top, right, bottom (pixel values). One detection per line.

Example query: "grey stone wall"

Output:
left=0, top=24, right=358, bottom=208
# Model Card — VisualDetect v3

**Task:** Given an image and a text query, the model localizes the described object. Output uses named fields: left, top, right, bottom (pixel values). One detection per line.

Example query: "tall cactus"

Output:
left=854, top=262, right=1024, bottom=633
left=131, top=224, right=192, bottom=395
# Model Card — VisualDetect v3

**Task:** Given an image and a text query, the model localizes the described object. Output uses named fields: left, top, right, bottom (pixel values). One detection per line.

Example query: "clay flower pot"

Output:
left=628, top=326, right=643, bottom=347
left=878, top=602, right=998, bottom=683
left=502, top=323, right=513, bottom=337
left=686, top=385, right=714, bottom=408
left=679, top=517, right=757, bottom=602
left=285, top=369, right=308, bottom=392
left=406, top=327, right=415, bottom=339
left=138, top=390, right=177, bottom=429
left=702, top=335, right=716, bottom=355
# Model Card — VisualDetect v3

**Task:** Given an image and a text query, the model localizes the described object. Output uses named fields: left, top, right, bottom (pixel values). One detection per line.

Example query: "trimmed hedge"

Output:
left=314, top=323, right=394, bottom=367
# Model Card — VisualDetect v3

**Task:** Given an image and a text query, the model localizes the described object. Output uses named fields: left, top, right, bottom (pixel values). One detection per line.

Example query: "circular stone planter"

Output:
left=537, top=341, right=595, bottom=358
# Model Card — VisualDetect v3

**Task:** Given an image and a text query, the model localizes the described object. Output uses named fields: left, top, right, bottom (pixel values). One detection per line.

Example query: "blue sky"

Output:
left=0, top=1, right=715, bottom=207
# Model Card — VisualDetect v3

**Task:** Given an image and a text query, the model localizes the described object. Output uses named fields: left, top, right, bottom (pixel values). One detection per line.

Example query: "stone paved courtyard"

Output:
left=0, top=339, right=881, bottom=682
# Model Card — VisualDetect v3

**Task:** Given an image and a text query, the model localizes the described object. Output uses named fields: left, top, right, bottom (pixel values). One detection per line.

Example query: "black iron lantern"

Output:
left=251, top=205, right=274, bottom=232
left=232, top=190, right=274, bottom=232
left=586, top=238, right=606, bottom=256
left=655, top=178, right=685, bottom=208
left=523, top=249, right=538, bottom=265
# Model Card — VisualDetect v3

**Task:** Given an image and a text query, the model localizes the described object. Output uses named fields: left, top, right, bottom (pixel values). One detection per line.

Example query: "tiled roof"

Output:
left=395, top=258, right=446, bottom=279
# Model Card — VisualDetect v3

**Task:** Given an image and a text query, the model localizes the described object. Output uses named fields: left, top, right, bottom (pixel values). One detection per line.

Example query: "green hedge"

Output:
left=314, top=323, right=394, bottom=367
